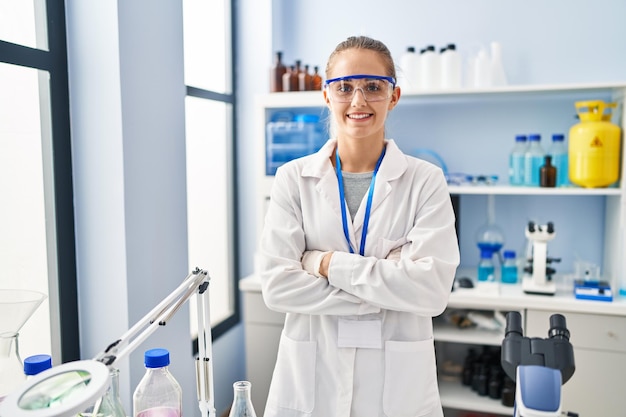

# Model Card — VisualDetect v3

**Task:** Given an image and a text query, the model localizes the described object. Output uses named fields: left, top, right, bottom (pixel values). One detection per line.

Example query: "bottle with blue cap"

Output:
left=133, top=348, right=182, bottom=417
left=523, top=134, right=545, bottom=186
left=23, top=354, right=52, bottom=379
left=548, top=133, right=569, bottom=187
left=508, top=134, right=528, bottom=185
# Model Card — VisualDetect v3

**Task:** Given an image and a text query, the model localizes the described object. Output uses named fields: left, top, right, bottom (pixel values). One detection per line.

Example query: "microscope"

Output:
left=501, top=311, right=577, bottom=416
left=522, top=221, right=561, bottom=295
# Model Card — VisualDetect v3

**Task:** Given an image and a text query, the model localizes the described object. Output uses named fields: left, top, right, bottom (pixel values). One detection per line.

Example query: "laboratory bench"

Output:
left=239, top=273, right=626, bottom=416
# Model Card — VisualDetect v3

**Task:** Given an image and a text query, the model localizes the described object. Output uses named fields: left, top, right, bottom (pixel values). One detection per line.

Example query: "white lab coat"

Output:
left=259, top=139, right=460, bottom=417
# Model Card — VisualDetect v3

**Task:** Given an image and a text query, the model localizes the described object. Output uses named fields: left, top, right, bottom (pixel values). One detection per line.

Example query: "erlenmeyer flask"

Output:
left=79, top=368, right=127, bottom=417
left=228, top=381, right=257, bottom=417
left=0, top=332, right=26, bottom=402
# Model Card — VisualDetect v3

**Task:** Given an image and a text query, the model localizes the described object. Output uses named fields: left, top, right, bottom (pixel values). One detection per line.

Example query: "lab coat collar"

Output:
left=301, top=139, right=408, bottom=240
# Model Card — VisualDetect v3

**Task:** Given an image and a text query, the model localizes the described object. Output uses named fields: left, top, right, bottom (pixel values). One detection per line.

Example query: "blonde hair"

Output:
left=325, top=36, right=397, bottom=80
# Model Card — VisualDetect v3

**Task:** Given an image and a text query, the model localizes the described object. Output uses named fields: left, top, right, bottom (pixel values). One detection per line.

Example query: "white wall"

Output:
left=66, top=0, right=245, bottom=415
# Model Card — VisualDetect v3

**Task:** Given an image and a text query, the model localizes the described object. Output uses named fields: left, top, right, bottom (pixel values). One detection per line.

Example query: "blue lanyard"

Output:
left=335, top=146, right=386, bottom=256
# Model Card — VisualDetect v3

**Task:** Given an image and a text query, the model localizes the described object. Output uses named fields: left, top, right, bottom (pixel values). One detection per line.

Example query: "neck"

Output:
left=335, top=140, right=385, bottom=173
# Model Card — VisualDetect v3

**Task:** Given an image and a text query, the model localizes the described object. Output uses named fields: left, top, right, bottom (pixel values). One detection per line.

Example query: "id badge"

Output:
left=338, top=318, right=382, bottom=349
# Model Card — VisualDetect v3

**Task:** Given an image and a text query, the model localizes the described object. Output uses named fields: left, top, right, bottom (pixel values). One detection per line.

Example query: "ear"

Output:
left=323, top=89, right=331, bottom=107
left=388, top=86, right=401, bottom=110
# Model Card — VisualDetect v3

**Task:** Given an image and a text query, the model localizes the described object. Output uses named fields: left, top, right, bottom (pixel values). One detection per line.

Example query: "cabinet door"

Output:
left=526, top=309, right=626, bottom=416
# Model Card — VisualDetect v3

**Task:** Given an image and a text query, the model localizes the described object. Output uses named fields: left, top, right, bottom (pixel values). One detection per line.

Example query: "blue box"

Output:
left=266, top=113, right=326, bottom=175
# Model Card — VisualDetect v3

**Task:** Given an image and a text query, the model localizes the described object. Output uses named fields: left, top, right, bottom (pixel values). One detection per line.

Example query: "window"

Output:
left=0, top=1, right=79, bottom=362
left=182, top=0, right=238, bottom=340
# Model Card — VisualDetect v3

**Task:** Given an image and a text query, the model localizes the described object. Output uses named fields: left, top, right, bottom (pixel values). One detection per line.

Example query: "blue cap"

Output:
left=552, top=134, right=565, bottom=141
left=480, top=249, right=494, bottom=259
left=144, top=348, right=170, bottom=368
left=24, top=354, right=52, bottom=376
left=515, top=135, right=527, bottom=142
left=503, top=250, right=516, bottom=259
left=528, top=134, right=541, bottom=141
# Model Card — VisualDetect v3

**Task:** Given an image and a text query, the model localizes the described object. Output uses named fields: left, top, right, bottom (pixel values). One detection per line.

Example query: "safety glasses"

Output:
left=324, top=74, right=396, bottom=103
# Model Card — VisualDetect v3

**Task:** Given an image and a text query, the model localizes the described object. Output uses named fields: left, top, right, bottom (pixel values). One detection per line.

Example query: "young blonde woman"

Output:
left=259, top=35, right=460, bottom=417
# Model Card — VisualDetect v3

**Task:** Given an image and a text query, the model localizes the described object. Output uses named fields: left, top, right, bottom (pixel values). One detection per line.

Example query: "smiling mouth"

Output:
left=347, top=113, right=372, bottom=120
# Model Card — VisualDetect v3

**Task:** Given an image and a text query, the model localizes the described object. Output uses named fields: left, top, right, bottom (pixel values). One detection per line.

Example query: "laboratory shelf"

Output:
left=447, top=184, right=622, bottom=196
left=433, top=322, right=504, bottom=346
left=258, top=82, right=626, bottom=109
left=439, top=379, right=512, bottom=415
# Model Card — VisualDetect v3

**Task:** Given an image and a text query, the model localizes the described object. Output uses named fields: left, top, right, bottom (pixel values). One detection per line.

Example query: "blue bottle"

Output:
left=501, top=250, right=518, bottom=284
left=523, top=134, right=545, bottom=186
left=548, top=133, right=569, bottom=187
left=509, top=135, right=527, bottom=185
left=477, top=250, right=496, bottom=282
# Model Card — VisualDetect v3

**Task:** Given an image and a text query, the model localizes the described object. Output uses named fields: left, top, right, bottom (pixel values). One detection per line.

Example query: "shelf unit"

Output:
left=253, top=82, right=626, bottom=416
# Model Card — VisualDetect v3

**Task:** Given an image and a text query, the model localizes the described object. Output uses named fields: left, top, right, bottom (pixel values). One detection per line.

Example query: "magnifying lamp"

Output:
left=0, top=268, right=216, bottom=417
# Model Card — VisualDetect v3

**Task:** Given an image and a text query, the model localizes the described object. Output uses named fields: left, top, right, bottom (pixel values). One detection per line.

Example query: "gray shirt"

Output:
left=341, top=171, right=373, bottom=220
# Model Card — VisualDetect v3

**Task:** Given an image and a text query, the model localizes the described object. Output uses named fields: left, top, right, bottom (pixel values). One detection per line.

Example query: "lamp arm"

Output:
left=94, top=267, right=216, bottom=417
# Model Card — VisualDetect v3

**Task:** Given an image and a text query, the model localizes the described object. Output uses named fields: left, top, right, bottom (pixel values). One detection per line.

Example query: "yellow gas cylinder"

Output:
left=569, top=100, right=621, bottom=188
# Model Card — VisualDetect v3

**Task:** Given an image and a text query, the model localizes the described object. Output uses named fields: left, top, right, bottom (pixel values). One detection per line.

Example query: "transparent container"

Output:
left=80, top=368, right=127, bottom=417
left=24, top=354, right=52, bottom=378
left=501, top=250, right=518, bottom=284
left=0, top=332, right=25, bottom=402
left=477, top=250, right=496, bottom=282
left=228, top=381, right=257, bottom=417
left=523, top=134, right=545, bottom=186
left=133, top=348, right=182, bottom=417
left=548, top=133, right=569, bottom=187
left=266, top=113, right=325, bottom=175
left=509, top=134, right=528, bottom=185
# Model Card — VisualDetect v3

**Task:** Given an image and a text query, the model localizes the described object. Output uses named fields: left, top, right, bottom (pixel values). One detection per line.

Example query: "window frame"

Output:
left=185, top=0, right=240, bottom=343
left=0, top=1, right=79, bottom=362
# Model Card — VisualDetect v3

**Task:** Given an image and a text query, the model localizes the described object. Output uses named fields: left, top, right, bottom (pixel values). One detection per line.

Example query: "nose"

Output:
left=350, top=88, right=368, bottom=104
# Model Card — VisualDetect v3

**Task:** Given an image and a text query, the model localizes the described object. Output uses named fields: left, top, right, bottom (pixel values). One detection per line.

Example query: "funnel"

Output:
left=0, top=289, right=47, bottom=335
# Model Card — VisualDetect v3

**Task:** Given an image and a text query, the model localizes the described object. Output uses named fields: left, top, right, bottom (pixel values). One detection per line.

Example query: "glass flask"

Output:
left=228, top=381, right=257, bottom=417
left=0, top=332, right=26, bottom=402
left=79, top=368, right=127, bottom=417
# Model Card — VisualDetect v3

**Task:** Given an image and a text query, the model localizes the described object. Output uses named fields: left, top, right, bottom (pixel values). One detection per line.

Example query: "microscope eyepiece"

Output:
left=527, top=221, right=535, bottom=232
left=548, top=314, right=570, bottom=340
left=505, top=311, right=523, bottom=338
left=547, top=222, right=554, bottom=233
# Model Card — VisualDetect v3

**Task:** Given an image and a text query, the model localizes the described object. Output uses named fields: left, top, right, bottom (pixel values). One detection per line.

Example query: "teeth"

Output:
left=348, top=114, right=370, bottom=119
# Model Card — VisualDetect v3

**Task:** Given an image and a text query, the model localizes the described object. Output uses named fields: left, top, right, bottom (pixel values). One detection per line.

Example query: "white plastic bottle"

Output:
left=490, top=41, right=508, bottom=87
left=509, top=135, right=528, bottom=185
left=548, top=133, right=569, bottom=187
left=398, top=46, right=420, bottom=93
left=523, top=134, right=545, bottom=186
left=420, top=45, right=440, bottom=90
left=473, top=47, right=491, bottom=88
left=133, top=348, right=182, bottom=417
left=440, top=43, right=462, bottom=89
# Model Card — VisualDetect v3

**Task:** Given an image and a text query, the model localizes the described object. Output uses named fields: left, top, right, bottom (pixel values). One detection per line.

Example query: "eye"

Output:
left=337, top=82, right=354, bottom=94
left=365, top=81, right=383, bottom=92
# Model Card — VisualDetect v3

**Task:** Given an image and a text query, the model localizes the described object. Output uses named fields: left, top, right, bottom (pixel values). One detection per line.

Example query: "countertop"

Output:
left=240, top=273, right=626, bottom=317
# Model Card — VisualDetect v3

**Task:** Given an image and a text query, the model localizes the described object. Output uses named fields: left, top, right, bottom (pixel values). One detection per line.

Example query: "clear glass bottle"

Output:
left=269, top=51, right=286, bottom=93
left=0, top=332, right=25, bottom=402
left=133, top=348, right=182, bottom=417
left=282, top=65, right=295, bottom=92
left=477, top=249, right=496, bottom=282
left=80, top=368, right=127, bottom=417
left=298, top=64, right=312, bottom=91
left=23, top=354, right=52, bottom=379
left=501, top=250, right=518, bottom=284
left=508, top=134, right=528, bottom=185
left=540, top=155, right=556, bottom=187
left=228, top=381, right=257, bottom=417
left=548, top=133, right=569, bottom=187
left=523, top=134, right=545, bottom=186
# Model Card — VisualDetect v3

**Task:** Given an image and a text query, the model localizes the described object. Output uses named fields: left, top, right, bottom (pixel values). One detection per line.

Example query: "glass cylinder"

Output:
left=228, top=381, right=257, bottom=417
left=0, top=332, right=26, bottom=402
